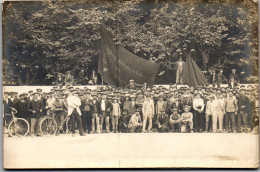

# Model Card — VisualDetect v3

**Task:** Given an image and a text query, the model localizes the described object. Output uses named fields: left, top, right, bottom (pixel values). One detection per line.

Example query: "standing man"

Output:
left=91, top=93, right=101, bottom=133
left=80, top=92, right=93, bottom=134
left=225, top=91, right=238, bottom=133
left=142, top=93, right=154, bottom=133
left=237, top=89, right=251, bottom=133
left=52, top=94, right=67, bottom=135
left=67, top=89, right=84, bottom=136
left=15, top=93, right=29, bottom=121
left=211, top=90, right=226, bottom=133
left=228, top=69, right=240, bottom=88
left=176, top=57, right=185, bottom=84
left=3, top=92, right=13, bottom=128
left=65, top=71, right=74, bottom=86
left=99, top=93, right=112, bottom=133
left=27, top=92, right=44, bottom=136
left=205, top=94, right=214, bottom=132
left=216, top=69, right=227, bottom=87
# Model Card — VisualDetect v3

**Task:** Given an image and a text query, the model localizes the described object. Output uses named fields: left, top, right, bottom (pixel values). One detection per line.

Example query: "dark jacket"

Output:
left=99, top=99, right=112, bottom=115
left=91, top=99, right=101, bottom=114
left=3, top=98, right=13, bottom=114
left=15, top=99, right=29, bottom=118
left=238, top=94, right=250, bottom=113
left=27, top=99, right=44, bottom=118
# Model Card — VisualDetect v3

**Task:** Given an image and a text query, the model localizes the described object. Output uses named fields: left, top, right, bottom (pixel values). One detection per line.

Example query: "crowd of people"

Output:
left=3, top=79, right=259, bottom=137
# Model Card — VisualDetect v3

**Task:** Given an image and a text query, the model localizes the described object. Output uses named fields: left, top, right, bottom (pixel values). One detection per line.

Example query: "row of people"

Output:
left=3, top=83, right=259, bottom=136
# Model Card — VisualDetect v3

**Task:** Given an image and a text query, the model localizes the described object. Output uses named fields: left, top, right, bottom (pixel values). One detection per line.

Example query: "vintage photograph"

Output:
left=2, top=0, right=259, bottom=169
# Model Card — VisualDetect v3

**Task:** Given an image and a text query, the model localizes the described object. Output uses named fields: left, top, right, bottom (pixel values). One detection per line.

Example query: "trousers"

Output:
left=31, top=117, right=41, bottom=135
left=142, top=115, right=153, bottom=131
left=212, top=111, right=224, bottom=132
left=91, top=113, right=100, bottom=133
left=111, top=116, right=119, bottom=132
left=100, top=111, right=110, bottom=132
left=81, top=111, right=92, bottom=133
left=225, top=112, right=237, bottom=132
left=70, top=109, right=83, bottom=135
left=237, top=111, right=248, bottom=130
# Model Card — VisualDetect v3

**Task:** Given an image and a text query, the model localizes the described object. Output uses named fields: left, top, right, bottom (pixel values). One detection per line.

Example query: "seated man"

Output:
left=181, top=105, right=194, bottom=133
left=154, top=110, right=169, bottom=133
left=169, top=108, right=181, bottom=132
left=128, top=111, right=142, bottom=133
left=119, top=110, right=131, bottom=133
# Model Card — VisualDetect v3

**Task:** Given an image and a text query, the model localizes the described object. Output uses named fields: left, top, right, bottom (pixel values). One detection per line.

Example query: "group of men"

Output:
left=3, top=79, right=259, bottom=137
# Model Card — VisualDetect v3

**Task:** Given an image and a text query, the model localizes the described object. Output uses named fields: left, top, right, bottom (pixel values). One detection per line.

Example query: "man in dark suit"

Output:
left=91, top=93, right=101, bottom=133
left=14, top=93, right=29, bottom=121
left=99, top=93, right=112, bottom=133
left=237, top=89, right=251, bottom=133
left=228, top=69, right=240, bottom=88
left=154, top=110, right=169, bottom=132
left=27, top=92, right=44, bottom=136
left=80, top=92, right=93, bottom=134
left=3, top=92, right=13, bottom=128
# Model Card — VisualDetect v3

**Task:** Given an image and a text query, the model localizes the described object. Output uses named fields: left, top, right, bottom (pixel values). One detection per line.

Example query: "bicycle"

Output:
left=39, top=109, right=78, bottom=135
left=7, top=107, right=30, bottom=137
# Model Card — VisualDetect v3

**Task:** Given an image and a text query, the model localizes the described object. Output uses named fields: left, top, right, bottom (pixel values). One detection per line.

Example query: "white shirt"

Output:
left=67, top=95, right=82, bottom=116
left=101, top=100, right=106, bottom=111
left=142, top=98, right=154, bottom=116
left=211, top=98, right=225, bottom=113
left=193, top=98, right=204, bottom=111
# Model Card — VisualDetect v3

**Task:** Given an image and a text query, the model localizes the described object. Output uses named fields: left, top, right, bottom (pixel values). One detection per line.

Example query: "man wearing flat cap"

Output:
left=15, top=93, right=29, bottom=121
left=3, top=92, right=13, bottom=129
left=67, top=89, right=84, bottom=136
left=52, top=94, right=67, bottom=135
left=169, top=108, right=181, bottom=132
left=211, top=90, right=225, bottom=133
left=237, top=89, right=250, bottom=133
left=228, top=69, right=240, bottom=88
left=142, top=93, right=154, bottom=132
left=27, top=92, right=44, bottom=136
left=154, top=109, right=169, bottom=132
left=128, top=110, right=142, bottom=133
left=181, top=105, right=194, bottom=133
left=126, top=79, right=143, bottom=90
left=225, top=91, right=238, bottom=133
left=99, top=93, right=112, bottom=133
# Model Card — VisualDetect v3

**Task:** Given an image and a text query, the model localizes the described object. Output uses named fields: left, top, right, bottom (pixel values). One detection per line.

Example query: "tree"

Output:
left=3, top=0, right=258, bottom=85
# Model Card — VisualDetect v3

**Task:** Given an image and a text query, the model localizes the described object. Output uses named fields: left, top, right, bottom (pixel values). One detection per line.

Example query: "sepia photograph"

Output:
left=2, top=0, right=259, bottom=169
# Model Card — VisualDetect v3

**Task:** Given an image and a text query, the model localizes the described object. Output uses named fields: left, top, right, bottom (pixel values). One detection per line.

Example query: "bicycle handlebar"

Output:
left=8, top=107, right=17, bottom=114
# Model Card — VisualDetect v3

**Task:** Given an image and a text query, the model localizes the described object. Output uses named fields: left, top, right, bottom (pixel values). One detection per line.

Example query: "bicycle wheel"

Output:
left=8, top=118, right=30, bottom=137
left=65, top=116, right=78, bottom=134
left=39, top=116, right=58, bottom=135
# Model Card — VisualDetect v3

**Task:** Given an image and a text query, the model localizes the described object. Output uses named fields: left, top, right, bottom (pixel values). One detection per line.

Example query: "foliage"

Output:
left=2, top=0, right=258, bottom=85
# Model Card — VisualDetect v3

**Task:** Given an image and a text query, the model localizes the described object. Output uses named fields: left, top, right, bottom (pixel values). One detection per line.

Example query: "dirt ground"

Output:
left=3, top=132, right=259, bottom=169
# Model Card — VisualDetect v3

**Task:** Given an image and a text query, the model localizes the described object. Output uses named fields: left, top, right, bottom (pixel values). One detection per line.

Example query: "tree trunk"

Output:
left=25, top=68, right=30, bottom=85
left=17, top=73, right=24, bottom=86
left=29, top=70, right=38, bottom=85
